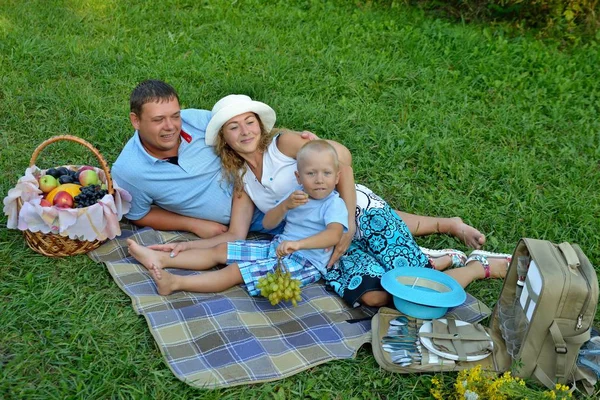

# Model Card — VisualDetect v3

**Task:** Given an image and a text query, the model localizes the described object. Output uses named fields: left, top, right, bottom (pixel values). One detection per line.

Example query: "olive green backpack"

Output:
left=489, top=238, right=599, bottom=393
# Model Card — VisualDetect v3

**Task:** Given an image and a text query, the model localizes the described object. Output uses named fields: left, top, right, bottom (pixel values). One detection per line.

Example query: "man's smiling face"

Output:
left=130, top=97, right=182, bottom=159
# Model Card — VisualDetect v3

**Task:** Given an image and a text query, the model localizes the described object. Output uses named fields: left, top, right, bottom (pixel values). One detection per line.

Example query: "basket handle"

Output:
left=29, top=134, right=114, bottom=195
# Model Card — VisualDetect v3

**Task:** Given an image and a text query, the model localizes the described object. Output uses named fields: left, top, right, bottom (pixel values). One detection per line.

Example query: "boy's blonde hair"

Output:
left=296, top=140, right=339, bottom=171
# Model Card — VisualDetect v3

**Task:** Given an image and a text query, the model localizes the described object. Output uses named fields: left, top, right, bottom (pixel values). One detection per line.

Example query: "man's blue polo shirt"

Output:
left=112, top=109, right=235, bottom=225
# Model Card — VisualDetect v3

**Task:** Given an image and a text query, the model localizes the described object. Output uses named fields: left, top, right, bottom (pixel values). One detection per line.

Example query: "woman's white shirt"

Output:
left=242, top=135, right=298, bottom=213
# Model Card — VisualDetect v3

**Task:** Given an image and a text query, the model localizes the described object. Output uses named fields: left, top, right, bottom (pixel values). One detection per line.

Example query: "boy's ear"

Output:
left=295, top=170, right=301, bottom=184
left=130, top=112, right=141, bottom=130
left=335, top=170, right=340, bottom=185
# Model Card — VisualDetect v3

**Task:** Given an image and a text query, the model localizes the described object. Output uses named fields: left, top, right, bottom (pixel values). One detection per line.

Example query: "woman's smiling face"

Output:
left=221, top=112, right=262, bottom=154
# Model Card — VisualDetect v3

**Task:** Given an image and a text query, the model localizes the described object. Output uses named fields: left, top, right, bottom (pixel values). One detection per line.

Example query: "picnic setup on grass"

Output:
left=4, top=134, right=600, bottom=395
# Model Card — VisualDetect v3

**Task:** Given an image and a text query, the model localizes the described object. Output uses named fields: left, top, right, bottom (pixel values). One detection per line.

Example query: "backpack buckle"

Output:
left=555, top=345, right=568, bottom=354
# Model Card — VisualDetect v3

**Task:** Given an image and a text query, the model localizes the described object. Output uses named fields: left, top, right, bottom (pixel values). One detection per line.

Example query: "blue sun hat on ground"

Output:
left=381, top=267, right=466, bottom=319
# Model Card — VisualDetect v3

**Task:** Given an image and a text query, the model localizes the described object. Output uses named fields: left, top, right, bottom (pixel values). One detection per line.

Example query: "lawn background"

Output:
left=1, top=0, right=599, bottom=398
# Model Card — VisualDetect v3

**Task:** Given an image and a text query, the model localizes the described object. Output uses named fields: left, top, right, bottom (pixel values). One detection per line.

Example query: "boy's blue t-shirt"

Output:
left=280, top=187, right=348, bottom=274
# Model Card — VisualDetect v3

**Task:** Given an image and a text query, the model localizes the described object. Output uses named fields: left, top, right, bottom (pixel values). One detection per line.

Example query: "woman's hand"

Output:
left=300, top=131, right=319, bottom=141
left=148, top=241, right=190, bottom=258
left=276, top=240, right=301, bottom=257
left=327, top=221, right=356, bottom=268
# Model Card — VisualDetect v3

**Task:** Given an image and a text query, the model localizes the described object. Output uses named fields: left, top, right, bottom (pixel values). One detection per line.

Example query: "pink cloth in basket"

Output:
left=3, top=166, right=131, bottom=241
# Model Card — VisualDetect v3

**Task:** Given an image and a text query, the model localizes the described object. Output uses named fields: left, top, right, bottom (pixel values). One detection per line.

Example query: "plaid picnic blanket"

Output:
left=88, top=222, right=374, bottom=388
left=89, top=222, right=492, bottom=388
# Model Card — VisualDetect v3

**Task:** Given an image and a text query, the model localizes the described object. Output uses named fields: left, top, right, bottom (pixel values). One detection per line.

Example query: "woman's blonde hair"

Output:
left=214, top=114, right=275, bottom=193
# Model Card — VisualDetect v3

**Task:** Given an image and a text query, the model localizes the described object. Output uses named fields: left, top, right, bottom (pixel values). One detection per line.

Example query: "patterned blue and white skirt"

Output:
left=323, top=184, right=432, bottom=306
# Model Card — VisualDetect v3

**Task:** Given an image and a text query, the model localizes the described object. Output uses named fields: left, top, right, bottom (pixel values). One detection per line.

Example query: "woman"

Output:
left=149, top=95, right=511, bottom=307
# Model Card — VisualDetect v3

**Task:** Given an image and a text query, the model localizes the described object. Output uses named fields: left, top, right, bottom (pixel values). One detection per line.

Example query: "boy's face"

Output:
left=295, top=151, right=340, bottom=200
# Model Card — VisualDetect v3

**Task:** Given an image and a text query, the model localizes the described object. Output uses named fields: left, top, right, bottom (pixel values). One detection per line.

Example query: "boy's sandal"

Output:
left=419, top=247, right=467, bottom=268
left=465, top=251, right=513, bottom=279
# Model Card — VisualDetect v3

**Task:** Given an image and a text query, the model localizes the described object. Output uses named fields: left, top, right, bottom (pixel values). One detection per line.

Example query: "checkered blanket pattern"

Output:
left=88, top=222, right=373, bottom=388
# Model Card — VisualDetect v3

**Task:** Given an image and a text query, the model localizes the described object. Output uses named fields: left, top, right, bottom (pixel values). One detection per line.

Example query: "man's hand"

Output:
left=148, top=241, right=190, bottom=258
left=132, top=206, right=229, bottom=239
left=276, top=240, right=301, bottom=257
left=284, top=190, right=309, bottom=210
left=327, top=222, right=356, bottom=268
left=300, top=131, right=319, bottom=141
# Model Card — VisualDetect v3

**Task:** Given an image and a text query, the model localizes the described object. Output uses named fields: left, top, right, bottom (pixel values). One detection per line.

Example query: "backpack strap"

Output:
left=558, top=242, right=580, bottom=270
left=447, top=318, right=467, bottom=361
left=542, top=322, right=592, bottom=384
left=549, top=321, right=568, bottom=379
left=533, top=365, right=557, bottom=389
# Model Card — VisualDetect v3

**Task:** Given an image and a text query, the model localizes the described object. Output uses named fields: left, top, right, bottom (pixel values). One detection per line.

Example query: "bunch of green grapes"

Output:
left=257, top=261, right=302, bottom=306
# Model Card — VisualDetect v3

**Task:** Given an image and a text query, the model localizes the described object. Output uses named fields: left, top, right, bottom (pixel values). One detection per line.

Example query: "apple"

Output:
left=78, top=165, right=95, bottom=173
left=53, top=191, right=74, bottom=208
left=79, top=169, right=101, bottom=186
left=39, top=175, right=59, bottom=193
left=40, top=198, right=52, bottom=207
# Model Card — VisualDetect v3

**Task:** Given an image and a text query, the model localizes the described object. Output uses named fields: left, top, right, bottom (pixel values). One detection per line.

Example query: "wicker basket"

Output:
left=17, top=135, right=114, bottom=257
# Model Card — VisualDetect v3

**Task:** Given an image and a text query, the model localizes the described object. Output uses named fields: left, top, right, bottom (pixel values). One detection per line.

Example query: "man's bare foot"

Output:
left=149, top=264, right=176, bottom=296
left=127, top=239, right=165, bottom=272
left=448, top=217, right=486, bottom=249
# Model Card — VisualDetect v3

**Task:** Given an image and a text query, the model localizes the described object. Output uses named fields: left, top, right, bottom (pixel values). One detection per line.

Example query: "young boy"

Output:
left=127, top=140, right=348, bottom=297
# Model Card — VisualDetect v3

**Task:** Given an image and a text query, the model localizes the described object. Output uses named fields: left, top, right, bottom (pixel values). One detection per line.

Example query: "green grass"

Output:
left=1, top=0, right=599, bottom=398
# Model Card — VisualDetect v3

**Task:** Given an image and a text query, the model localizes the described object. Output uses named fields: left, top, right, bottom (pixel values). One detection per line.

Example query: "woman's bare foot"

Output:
left=127, top=239, right=166, bottom=272
left=486, top=258, right=509, bottom=279
left=465, top=257, right=509, bottom=280
left=420, top=247, right=466, bottom=271
left=149, top=264, right=176, bottom=296
left=447, top=217, right=486, bottom=249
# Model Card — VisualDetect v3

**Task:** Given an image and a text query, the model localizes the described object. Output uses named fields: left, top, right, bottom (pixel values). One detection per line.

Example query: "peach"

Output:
left=53, top=191, right=74, bottom=208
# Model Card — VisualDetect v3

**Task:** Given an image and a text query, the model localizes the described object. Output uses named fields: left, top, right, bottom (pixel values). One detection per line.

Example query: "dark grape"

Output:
left=58, top=175, right=74, bottom=184
left=46, top=168, right=61, bottom=179
left=74, top=183, right=109, bottom=208
left=55, top=167, right=70, bottom=177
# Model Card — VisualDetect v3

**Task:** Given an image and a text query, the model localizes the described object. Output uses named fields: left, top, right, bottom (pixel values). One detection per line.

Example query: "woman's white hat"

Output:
left=205, top=94, right=276, bottom=146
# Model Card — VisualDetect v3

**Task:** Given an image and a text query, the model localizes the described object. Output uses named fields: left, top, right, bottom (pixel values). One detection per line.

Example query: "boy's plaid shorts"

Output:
left=226, top=240, right=322, bottom=296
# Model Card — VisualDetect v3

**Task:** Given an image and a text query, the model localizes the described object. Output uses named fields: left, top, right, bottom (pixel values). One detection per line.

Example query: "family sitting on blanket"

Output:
left=114, top=80, right=512, bottom=307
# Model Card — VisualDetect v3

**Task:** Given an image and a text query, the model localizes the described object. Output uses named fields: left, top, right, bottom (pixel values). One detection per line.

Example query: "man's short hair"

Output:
left=130, top=80, right=180, bottom=116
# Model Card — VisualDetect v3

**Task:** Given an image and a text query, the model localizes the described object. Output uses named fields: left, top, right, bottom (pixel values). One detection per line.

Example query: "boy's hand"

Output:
left=284, top=190, right=309, bottom=210
left=276, top=240, right=301, bottom=257
left=327, top=221, right=356, bottom=268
